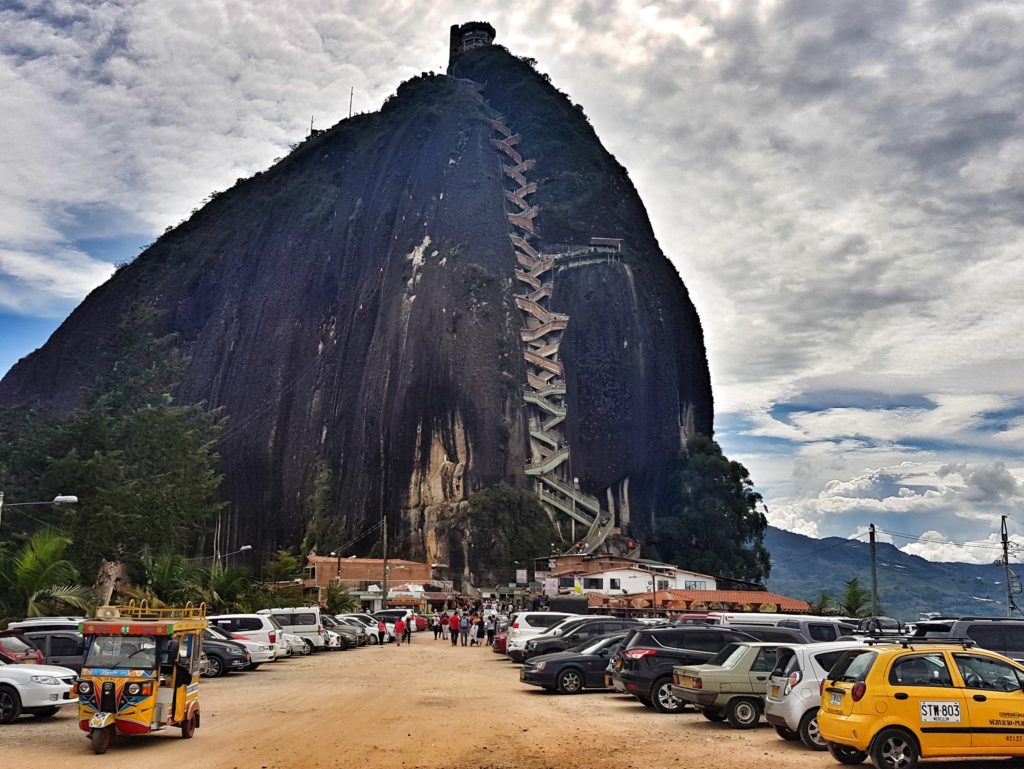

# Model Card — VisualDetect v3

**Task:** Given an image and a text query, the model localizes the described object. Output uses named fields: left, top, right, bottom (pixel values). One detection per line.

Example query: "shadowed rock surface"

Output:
left=0, top=42, right=712, bottom=584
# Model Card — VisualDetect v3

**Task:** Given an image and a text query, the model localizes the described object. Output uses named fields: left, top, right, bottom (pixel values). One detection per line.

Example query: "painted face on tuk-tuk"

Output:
left=78, top=635, right=163, bottom=734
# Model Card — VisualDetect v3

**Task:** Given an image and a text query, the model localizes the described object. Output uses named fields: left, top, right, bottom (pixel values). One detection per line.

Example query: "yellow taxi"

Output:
left=818, top=639, right=1024, bottom=769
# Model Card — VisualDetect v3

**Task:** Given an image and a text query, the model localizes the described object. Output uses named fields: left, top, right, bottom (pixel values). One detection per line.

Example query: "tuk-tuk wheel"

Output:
left=180, top=713, right=196, bottom=739
left=90, top=726, right=113, bottom=754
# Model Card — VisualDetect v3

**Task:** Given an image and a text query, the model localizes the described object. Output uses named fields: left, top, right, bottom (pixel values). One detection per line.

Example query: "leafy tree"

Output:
left=653, top=436, right=770, bottom=582
left=264, top=549, right=303, bottom=583
left=323, top=583, right=359, bottom=614
left=0, top=530, right=94, bottom=623
left=808, top=592, right=835, bottom=616
left=838, top=578, right=874, bottom=617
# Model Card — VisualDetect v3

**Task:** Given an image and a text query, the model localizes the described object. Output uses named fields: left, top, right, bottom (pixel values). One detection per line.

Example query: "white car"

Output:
left=208, top=613, right=284, bottom=659
left=505, top=613, right=578, bottom=662
left=763, top=641, right=867, bottom=750
left=280, top=632, right=308, bottom=656
left=204, top=627, right=274, bottom=667
left=0, top=657, right=78, bottom=724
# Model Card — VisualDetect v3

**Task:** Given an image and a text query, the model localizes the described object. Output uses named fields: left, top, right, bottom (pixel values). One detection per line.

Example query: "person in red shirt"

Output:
left=448, top=612, right=460, bottom=647
left=393, top=617, right=406, bottom=646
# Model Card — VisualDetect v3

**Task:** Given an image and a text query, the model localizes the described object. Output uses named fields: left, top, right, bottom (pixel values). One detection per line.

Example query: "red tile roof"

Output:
left=588, top=588, right=809, bottom=613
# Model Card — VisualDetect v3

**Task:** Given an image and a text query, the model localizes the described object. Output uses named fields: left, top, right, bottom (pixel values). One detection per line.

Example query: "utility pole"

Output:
left=869, top=523, right=878, bottom=618
left=381, top=511, right=388, bottom=612
left=348, top=86, right=354, bottom=118
left=1003, top=515, right=1013, bottom=618
left=0, top=490, right=4, bottom=535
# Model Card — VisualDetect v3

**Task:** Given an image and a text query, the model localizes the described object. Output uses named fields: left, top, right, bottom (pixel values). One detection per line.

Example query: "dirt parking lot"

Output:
left=0, top=638, right=1008, bottom=768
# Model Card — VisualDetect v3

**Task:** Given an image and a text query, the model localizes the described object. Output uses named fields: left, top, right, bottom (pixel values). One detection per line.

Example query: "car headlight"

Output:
left=127, top=683, right=141, bottom=695
left=30, top=675, right=62, bottom=685
left=78, top=681, right=92, bottom=695
left=534, top=662, right=546, bottom=671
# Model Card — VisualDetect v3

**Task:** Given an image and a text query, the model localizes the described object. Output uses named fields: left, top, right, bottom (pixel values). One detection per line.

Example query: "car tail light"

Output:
left=512, top=622, right=519, bottom=629
left=851, top=682, right=866, bottom=702
left=692, top=678, right=702, bottom=689
left=673, top=673, right=679, bottom=685
left=788, top=671, right=802, bottom=687
left=269, top=631, right=276, bottom=644
left=623, top=648, right=656, bottom=660
left=820, top=680, right=826, bottom=697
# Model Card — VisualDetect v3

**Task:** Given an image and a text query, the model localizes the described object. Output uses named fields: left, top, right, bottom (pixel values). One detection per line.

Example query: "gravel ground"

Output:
left=0, top=639, right=1011, bottom=768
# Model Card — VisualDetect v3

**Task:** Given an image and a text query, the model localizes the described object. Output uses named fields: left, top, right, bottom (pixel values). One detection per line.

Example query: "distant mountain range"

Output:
left=765, top=527, right=1011, bottom=621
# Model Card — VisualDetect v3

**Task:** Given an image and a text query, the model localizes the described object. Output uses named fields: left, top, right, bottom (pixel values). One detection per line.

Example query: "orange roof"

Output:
left=588, top=588, right=809, bottom=613
left=306, top=556, right=426, bottom=567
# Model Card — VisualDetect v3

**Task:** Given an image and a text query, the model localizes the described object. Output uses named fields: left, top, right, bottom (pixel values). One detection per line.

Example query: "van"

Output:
left=259, top=607, right=326, bottom=651
left=776, top=618, right=856, bottom=642
left=208, top=613, right=285, bottom=658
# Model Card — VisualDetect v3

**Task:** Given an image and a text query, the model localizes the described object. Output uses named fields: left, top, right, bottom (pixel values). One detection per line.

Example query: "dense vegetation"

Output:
left=652, top=436, right=770, bottom=583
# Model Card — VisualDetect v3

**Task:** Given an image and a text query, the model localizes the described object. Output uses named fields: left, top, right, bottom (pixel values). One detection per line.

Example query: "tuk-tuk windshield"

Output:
left=85, top=635, right=157, bottom=669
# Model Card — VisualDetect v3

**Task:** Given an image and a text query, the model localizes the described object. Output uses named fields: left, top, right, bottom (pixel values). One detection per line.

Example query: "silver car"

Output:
left=763, top=641, right=866, bottom=750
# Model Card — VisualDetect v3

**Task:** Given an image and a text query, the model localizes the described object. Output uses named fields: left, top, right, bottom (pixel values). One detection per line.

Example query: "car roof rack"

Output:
left=863, top=636, right=976, bottom=649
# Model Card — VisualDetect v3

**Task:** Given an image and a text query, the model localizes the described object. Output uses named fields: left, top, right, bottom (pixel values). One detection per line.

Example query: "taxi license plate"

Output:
left=829, top=691, right=843, bottom=706
left=770, top=685, right=780, bottom=698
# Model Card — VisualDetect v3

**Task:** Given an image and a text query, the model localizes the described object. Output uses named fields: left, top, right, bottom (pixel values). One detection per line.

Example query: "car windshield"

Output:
left=0, top=635, right=34, bottom=653
left=707, top=643, right=743, bottom=667
left=85, top=635, right=157, bottom=669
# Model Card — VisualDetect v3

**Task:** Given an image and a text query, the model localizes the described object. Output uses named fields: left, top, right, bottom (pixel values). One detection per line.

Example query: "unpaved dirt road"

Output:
left=0, top=639, right=999, bottom=768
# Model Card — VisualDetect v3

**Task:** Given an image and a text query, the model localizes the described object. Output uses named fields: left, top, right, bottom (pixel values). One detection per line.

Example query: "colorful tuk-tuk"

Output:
left=78, top=602, right=206, bottom=754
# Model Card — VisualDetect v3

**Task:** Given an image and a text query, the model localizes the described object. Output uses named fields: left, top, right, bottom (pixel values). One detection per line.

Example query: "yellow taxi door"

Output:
left=952, top=652, right=1024, bottom=750
left=886, top=652, right=969, bottom=753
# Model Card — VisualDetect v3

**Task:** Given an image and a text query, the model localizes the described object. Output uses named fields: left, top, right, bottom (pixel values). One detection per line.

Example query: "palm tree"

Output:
left=0, top=530, right=94, bottom=623
left=323, top=584, right=359, bottom=614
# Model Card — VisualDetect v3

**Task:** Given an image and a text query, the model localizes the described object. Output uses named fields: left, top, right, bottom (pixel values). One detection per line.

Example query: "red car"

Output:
left=0, top=631, right=45, bottom=664
left=492, top=630, right=508, bottom=654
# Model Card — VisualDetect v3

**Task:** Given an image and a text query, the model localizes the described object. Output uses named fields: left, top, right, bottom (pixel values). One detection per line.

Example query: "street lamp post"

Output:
left=0, top=492, right=79, bottom=534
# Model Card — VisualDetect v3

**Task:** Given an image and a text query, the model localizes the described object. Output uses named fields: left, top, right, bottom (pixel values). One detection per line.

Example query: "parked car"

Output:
left=492, top=631, right=508, bottom=655
left=204, top=626, right=273, bottom=668
left=911, top=617, right=1024, bottom=661
left=763, top=641, right=867, bottom=750
left=259, top=608, right=327, bottom=652
left=671, top=641, right=783, bottom=728
left=200, top=635, right=251, bottom=677
left=819, top=641, right=1024, bottom=768
left=0, top=656, right=78, bottom=723
left=322, top=615, right=365, bottom=647
left=520, top=632, right=628, bottom=694
left=20, top=629, right=85, bottom=673
left=728, top=624, right=808, bottom=644
left=334, top=615, right=376, bottom=643
left=0, top=631, right=44, bottom=665
left=7, top=617, right=86, bottom=633
left=608, top=625, right=757, bottom=713
left=776, top=617, right=857, bottom=642
left=208, top=613, right=284, bottom=659
left=280, top=632, right=307, bottom=656
left=524, top=617, right=642, bottom=660
left=505, top=612, right=579, bottom=662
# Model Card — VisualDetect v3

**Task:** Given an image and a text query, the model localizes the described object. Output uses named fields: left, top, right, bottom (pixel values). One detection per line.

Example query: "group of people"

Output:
left=432, top=611, right=498, bottom=647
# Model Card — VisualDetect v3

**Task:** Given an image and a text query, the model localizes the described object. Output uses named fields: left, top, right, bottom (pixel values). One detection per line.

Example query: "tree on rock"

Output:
left=653, top=436, right=770, bottom=583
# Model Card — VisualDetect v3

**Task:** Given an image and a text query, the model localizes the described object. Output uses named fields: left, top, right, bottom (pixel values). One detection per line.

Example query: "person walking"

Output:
left=486, top=615, right=496, bottom=646
left=403, top=614, right=413, bottom=644
left=449, top=612, right=460, bottom=647
left=394, top=616, right=406, bottom=647
left=459, top=613, right=470, bottom=646
left=439, top=612, right=449, bottom=640
left=432, top=614, right=442, bottom=640
left=377, top=618, right=387, bottom=646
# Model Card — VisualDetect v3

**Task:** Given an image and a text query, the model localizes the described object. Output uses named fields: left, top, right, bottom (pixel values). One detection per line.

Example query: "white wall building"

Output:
left=555, top=565, right=716, bottom=596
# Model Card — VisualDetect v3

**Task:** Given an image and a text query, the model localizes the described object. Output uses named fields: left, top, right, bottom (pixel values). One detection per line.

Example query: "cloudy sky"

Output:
left=2, top=0, right=1022, bottom=562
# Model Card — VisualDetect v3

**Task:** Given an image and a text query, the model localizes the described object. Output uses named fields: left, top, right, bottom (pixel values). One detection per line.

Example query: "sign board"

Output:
left=515, top=569, right=528, bottom=585
left=544, top=577, right=559, bottom=596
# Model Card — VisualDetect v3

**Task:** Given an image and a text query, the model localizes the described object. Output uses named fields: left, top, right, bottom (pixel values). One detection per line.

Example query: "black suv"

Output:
left=911, top=617, right=1024, bottom=661
left=524, top=617, right=642, bottom=660
left=609, top=625, right=756, bottom=713
left=200, top=633, right=251, bottom=677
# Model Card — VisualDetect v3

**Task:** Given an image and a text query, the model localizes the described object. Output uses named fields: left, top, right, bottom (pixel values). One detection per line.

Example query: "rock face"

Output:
left=0, top=32, right=712, bottom=584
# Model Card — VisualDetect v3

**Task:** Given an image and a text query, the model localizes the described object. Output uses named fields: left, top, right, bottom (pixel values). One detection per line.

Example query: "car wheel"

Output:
left=204, top=654, right=225, bottom=678
left=775, top=725, right=800, bottom=741
left=90, top=726, right=113, bottom=754
left=701, top=708, right=727, bottom=723
left=557, top=669, right=584, bottom=694
left=180, top=713, right=196, bottom=739
left=302, top=639, right=314, bottom=655
left=31, top=706, right=60, bottom=719
left=726, top=697, right=760, bottom=729
left=0, top=686, right=22, bottom=724
left=827, top=742, right=868, bottom=765
left=870, top=728, right=919, bottom=769
left=800, top=709, right=828, bottom=751
left=651, top=678, right=684, bottom=714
